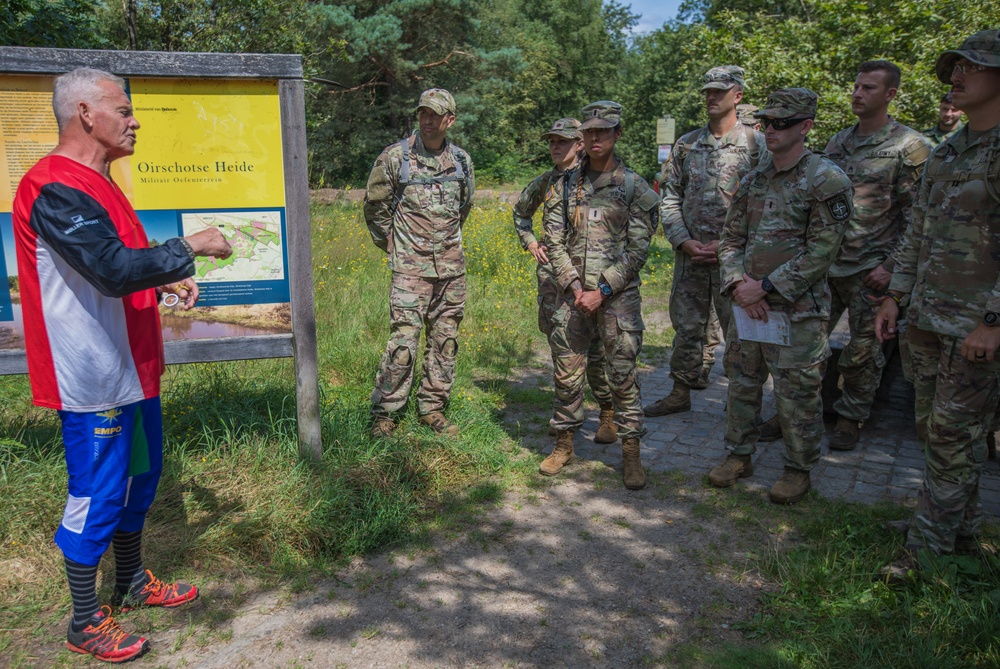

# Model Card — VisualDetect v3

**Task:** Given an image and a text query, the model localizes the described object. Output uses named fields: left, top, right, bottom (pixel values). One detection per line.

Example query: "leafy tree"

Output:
left=0, top=0, right=109, bottom=48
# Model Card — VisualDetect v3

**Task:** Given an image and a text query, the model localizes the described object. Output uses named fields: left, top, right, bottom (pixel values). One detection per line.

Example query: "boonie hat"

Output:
left=415, top=88, right=456, bottom=115
left=541, top=117, right=582, bottom=141
left=935, top=29, right=1000, bottom=84
left=756, top=88, right=818, bottom=119
left=701, top=65, right=745, bottom=92
left=580, top=101, right=622, bottom=130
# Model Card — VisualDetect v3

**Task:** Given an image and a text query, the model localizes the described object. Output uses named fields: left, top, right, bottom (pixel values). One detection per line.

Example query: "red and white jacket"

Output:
left=13, top=155, right=194, bottom=412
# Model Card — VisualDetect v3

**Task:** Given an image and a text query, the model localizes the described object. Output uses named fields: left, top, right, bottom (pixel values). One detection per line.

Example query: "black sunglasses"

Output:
left=761, top=117, right=811, bottom=130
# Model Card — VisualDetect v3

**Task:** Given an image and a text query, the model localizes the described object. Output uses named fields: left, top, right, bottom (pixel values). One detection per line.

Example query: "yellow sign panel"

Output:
left=0, top=76, right=284, bottom=212
left=129, top=78, right=284, bottom=209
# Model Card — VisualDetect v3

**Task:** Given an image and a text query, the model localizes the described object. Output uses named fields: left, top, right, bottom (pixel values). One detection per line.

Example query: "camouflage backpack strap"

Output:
left=744, top=124, right=760, bottom=168
left=805, top=151, right=823, bottom=193
left=625, top=169, right=634, bottom=205
left=390, top=136, right=412, bottom=219
left=986, top=130, right=1000, bottom=205
left=453, top=147, right=471, bottom=210
left=563, top=166, right=579, bottom=229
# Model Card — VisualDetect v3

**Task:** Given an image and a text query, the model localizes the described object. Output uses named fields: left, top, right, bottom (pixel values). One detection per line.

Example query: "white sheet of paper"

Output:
left=732, top=306, right=791, bottom=346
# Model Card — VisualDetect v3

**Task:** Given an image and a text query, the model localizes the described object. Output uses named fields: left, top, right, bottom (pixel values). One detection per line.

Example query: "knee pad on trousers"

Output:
left=392, top=346, right=412, bottom=367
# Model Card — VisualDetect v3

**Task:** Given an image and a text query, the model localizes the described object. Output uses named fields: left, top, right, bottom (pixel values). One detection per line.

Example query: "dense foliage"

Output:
left=3, top=0, right=1000, bottom=183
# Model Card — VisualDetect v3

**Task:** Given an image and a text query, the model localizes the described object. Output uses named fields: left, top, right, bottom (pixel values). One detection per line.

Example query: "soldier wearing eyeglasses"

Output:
left=644, top=66, right=770, bottom=427
left=822, top=61, right=932, bottom=451
left=710, top=88, right=854, bottom=505
left=876, top=30, right=1000, bottom=576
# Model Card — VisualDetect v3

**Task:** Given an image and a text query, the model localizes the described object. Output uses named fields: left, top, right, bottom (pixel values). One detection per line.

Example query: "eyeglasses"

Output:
left=703, top=72, right=737, bottom=84
left=952, top=61, right=990, bottom=76
left=761, top=117, right=811, bottom=131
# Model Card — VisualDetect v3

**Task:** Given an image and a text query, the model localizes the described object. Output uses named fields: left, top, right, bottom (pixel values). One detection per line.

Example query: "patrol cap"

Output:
left=541, top=117, right=582, bottom=141
left=755, top=88, right=819, bottom=120
left=935, top=29, right=1000, bottom=84
left=415, top=88, right=456, bottom=115
left=736, top=103, right=759, bottom=125
left=579, top=101, right=622, bottom=130
left=701, top=65, right=745, bottom=92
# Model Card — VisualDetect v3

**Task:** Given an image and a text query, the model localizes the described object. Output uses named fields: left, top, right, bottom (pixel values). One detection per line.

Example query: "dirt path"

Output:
left=141, top=465, right=772, bottom=668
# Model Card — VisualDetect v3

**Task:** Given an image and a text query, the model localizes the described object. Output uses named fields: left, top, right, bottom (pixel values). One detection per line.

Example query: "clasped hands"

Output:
left=731, top=273, right=771, bottom=322
left=569, top=280, right=604, bottom=315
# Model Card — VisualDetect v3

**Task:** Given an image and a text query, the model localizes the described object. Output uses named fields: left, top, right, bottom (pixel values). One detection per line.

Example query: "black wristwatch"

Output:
left=598, top=281, right=613, bottom=298
left=761, top=276, right=776, bottom=294
left=985, top=312, right=1000, bottom=327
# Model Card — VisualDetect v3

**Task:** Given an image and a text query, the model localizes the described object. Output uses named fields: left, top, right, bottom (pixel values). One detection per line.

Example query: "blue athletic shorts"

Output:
left=55, top=397, right=163, bottom=566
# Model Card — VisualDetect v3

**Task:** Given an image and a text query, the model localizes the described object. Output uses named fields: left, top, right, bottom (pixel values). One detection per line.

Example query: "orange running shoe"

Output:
left=117, top=569, right=199, bottom=611
left=66, top=605, right=149, bottom=663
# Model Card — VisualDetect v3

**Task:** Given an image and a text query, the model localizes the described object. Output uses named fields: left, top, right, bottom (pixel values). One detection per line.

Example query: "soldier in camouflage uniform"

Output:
left=644, top=66, right=767, bottom=418
left=364, top=88, right=475, bottom=438
left=513, top=118, right=619, bottom=444
left=823, top=60, right=933, bottom=450
left=710, top=88, right=854, bottom=505
left=876, top=30, right=1000, bottom=574
left=921, top=92, right=964, bottom=146
left=540, top=101, right=660, bottom=489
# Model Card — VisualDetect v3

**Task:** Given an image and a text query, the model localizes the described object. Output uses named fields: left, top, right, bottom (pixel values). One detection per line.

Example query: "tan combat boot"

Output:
left=829, top=416, right=861, bottom=451
left=621, top=437, right=646, bottom=490
left=642, top=382, right=691, bottom=416
left=757, top=415, right=783, bottom=442
left=594, top=408, right=618, bottom=443
left=370, top=415, right=397, bottom=439
left=419, top=412, right=459, bottom=436
left=707, top=454, right=753, bottom=487
left=769, top=467, right=811, bottom=504
left=540, top=430, right=575, bottom=476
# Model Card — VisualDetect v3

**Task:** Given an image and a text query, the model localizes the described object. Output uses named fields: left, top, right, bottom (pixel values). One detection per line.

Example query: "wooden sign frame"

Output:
left=0, top=47, right=322, bottom=461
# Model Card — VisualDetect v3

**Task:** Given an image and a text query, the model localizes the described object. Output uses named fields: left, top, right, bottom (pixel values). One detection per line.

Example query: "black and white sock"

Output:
left=112, top=530, right=146, bottom=595
left=64, top=557, right=100, bottom=632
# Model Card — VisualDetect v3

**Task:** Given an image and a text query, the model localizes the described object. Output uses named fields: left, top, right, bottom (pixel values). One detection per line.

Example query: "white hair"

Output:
left=52, top=68, right=126, bottom=131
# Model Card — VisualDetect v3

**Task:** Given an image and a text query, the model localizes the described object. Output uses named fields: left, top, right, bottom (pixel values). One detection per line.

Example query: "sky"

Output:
left=627, top=0, right=686, bottom=34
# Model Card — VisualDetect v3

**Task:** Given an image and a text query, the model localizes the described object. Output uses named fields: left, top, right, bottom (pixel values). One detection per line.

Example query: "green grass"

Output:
left=660, top=493, right=1000, bottom=669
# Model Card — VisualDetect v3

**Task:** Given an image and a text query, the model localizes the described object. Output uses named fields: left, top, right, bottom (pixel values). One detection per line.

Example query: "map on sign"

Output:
left=181, top=211, right=285, bottom=283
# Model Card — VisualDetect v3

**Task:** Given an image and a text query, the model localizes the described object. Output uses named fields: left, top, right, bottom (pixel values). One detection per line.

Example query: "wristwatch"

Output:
left=598, top=281, right=613, bottom=298
left=985, top=312, right=1000, bottom=327
left=761, top=276, right=776, bottom=294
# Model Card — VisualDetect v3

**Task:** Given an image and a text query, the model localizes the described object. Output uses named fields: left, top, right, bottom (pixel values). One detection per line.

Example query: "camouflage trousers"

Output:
left=827, top=271, right=886, bottom=421
left=905, top=326, right=999, bottom=555
left=724, top=317, right=830, bottom=470
left=550, top=288, right=645, bottom=438
left=370, top=272, right=465, bottom=417
left=537, top=262, right=613, bottom=407
left=668, top=252, right=727, bottom=385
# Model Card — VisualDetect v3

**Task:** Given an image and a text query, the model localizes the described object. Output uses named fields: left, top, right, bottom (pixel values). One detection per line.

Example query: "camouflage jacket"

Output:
left=363, top=132, right=475, bottom=278
left=921, top=124, right=962, bottom=147
left=662, top=122, right=766, bottom=248
left=542, top=156, right=660, bottom=295
left=720, top=150, right=854, bottom=322
left=512, top=167, right=566, bottom=249
left=890, top=124, right=1000, bottom=338
left=824, top=118, right=932, bottom=277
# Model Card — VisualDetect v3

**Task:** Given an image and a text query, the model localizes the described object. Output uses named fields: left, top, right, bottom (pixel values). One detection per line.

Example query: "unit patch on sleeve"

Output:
left=827, top=194, right=851, bottom=221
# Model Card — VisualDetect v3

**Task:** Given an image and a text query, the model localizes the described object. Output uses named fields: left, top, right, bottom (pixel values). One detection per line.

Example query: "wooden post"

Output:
left=280, top=78, right=323, bottom=462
